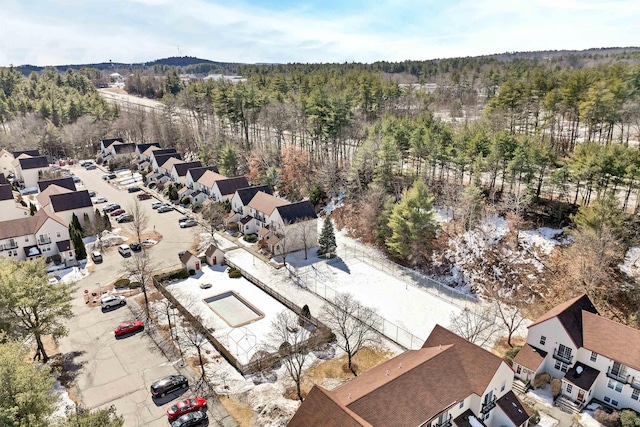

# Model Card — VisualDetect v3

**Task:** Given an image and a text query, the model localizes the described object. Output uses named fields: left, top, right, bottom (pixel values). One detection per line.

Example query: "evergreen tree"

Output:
left=71, top=213, right=83, bottom=235
left=56, top=405, right=124, bottom=427
left=317, top=216, right=337, bottom=257
left=29, top=202, right=36, bottom=216
left=69, top=225, right=87, bottom=260
left=102, top=211, right=112, bottom=231
left=386, top=179, right=438, bottom=265
left=219, top=145, right=238, bottom=176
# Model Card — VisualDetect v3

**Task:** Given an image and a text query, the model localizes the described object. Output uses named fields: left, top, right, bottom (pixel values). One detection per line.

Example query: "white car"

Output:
left=152, top=202, right=165, bottom=209
left=101, top=295, right=126, bottom=309
left=94, top=197, right=108, bottom=204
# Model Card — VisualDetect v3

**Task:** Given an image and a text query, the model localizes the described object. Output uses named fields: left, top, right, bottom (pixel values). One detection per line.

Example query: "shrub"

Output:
left=166, top=269, right=189, bottom=281
left=180, top=196, right=191, bottom=205
left=528, top=408, right=541, bottom=426
left=114, top=278, right=130, bottom=288
left=620, top=409, right=640, bottom=427
left=128, top=281, right=142, bottom=289
left=550, top=378, right=562, bottom=397
left=191, top=203, right=202, bottom=213
left=299, top=304, right=312, bottom=326
left=503, top=346, right=521, bottom=366
left=532, top=372, right=551, bottom=389
left=228, top=267, right=242, bottom=278
left=243, top=233, right=258, bottom=243
left=596, top=409, right=621, bottom=427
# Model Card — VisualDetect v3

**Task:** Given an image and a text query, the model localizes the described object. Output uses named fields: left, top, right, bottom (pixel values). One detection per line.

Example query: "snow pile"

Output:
left=535, top=413, right=559, bottom=427
left=49, top=381, right=74, bottom=420
left=518, top=228, right=567, bottom=256
left=579, top=412, right=603, bottom=427
left=433, top=207, right=453, bottom=223
left=247, top=382, right=300, bottom=427
left=620, top=246, right=640, bottom=280
left=526, top=385, right=554, bottom=407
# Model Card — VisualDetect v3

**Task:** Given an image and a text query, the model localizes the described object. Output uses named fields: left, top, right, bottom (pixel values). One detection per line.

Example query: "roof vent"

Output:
left=348, top=393, right=352, bottom=400
left=386, top=370, right=389, bottom=376
left=439, top=344, right=442, bottom=350
left=399, top=363, right=403, bottom=369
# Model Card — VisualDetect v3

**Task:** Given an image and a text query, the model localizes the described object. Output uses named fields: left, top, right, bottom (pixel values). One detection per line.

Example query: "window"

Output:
left=540, top=336, right=546, bottom=345
left=590, top=352, right=597, bottom=362
left=501, top=380, right=506, bottom=392
left=604, top=396, right=611, bottom=403
left=607, top=379, right=623, bottom=393
left=459, top=401, right=464, bottom=409
left=612, top=400, right=619, bottom=406
left=566, top=384, right=573, bottom=394
left=56, top=231, right=61, bottom=238
left=632, top=389, right=640, bottom=401
left=25, top=236, right=28, bottom=242
left=554, top=360, right=569, bottom=373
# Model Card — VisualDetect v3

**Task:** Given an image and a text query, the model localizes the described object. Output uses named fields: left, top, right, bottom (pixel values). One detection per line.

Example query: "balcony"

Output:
left=607, top=367, right=630, bottom=384
left=481, top=396, right=497, bottom=415
left=435, top=414, right=452, bottom=427
left=553, top=348, right=573, bottom=365
left=630, top=377, right=640, bottom=390
left=38, top=237, right=51, bottom=245
left=4, top=242, right=18, bottom=250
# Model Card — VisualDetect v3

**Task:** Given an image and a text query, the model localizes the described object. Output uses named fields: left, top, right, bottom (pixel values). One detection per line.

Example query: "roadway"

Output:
left=58, top=164, right=236, bottom=427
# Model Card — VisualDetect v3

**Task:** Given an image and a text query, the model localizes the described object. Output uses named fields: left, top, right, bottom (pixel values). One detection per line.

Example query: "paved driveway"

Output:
left=58, top=165, right=235, bottom=427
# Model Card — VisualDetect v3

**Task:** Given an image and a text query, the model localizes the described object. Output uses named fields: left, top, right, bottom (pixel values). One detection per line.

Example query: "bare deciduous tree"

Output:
left=182, top=317, right=209, bottom=381
left=322, top=293, right=379, bottom=376
left=449, top=304, right=499, bottom=348
left=294, top=220, right=317, bottom=260
left=492, top=298, right=527, bottom=348
left=127, top=199, right=149, bottom=245
left=201, top=201, right=228, bottom=235
left=267, top=311, right=312, bottom=401
left=121, top=250, right=157, bottom=320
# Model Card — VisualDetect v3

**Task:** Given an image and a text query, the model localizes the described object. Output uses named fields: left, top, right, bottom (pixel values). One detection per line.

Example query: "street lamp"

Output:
left=96, top=282, right=102, bottom=298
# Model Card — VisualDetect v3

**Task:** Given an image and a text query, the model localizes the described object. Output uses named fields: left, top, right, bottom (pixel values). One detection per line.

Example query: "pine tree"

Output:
left=69, top=224, right=87, bottom=260
left=102, top=211, right=112, bottom=231
left=71, top=213, right=83, bottom=235
left=318, top=215, right=337, bottom=257
left=29, top=202, right=36, bottom=216
left=386, top=179, right=438, bottom=265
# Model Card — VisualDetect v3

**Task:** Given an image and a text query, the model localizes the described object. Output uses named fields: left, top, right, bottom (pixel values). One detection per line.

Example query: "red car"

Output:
left=110, top=208, right=125, bottom=216
left=137, top=193, right=152, bottom=200
left=167, top=397, right=208, bottom=421
left=114, top=320, right=144, bottom=337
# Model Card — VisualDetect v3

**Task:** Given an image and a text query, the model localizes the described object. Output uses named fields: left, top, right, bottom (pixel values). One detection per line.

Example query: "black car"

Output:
left=103, top=204, right=121, bottom=213
left=171, top=411, right=208, bottom=427
left=102, top=173, right=116, bottom=180
left=127, top=186, right=142, bottom=193
left=150, top=375, right=188, bottom=398
left=129, top=242, right=142, bottom=252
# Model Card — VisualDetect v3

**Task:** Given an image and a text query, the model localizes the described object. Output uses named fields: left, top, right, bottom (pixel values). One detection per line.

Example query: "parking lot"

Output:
left=58, top=164, right=236, bottom=427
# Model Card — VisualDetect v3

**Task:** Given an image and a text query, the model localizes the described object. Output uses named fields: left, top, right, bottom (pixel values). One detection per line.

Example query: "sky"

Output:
left=1, top=0, right=639, bottom=66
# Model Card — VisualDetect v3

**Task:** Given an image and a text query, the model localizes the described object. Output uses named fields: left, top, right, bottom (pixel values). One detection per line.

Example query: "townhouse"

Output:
left=13, top=154, right=49, bottom=187
left=0, top=184, right=28, bottom=221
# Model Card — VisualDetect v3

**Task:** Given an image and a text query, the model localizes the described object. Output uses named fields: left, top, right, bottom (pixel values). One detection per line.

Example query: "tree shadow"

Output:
left=326, top=257, right=351, bottom=274
left=52, top=350, right=87, bottom=388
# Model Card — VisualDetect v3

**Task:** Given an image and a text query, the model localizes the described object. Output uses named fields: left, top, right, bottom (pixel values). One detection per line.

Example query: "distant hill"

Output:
left=14, top=56, right=246, bottom=76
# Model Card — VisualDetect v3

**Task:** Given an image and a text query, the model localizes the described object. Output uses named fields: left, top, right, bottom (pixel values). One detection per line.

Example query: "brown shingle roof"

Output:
left=204, top=244, right=221, bottom=257
left=288, top=386, right=372, bottom=427
left=180, top=250, right=197, bottom=264
left=0, top=208, right=65, bottom=240
left=161, top=157, right=184, bottom=171
left=248, top=191, right=289, bottom=215
left=528, top=294, right=598, bottom=347
left=513, top=343, right=547, bottom=371
left=496, top=390, right=531, bottom=426
left=582, top=310, right=640, bottom=371
left=36, top=184, right=73, bottom=208
left=197, top=170, right=227, bottom=188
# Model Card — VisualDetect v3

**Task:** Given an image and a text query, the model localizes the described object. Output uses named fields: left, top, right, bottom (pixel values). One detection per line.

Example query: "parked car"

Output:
left=87, top=190, right=96, bottom=197
left=94, top=197, right=108, bottom=204
left=85, top=164, right=97, bottom=170
left=72, top=176, right=81, bottom=183
left=90, top=251, right=103, bottom=263
left=116, top=213, right=133, bottom=223
left=179, top=219, right=198, bottom=228
left=140, top=239, right=156, bottom=247
left=110, top=208, right=125, bottom=217
left=127, top=186, right=142, bottom=193
left=170, top=411, right=207, bottom=427
left=101, top=295, right=126, bottom=309
left=137, top=192, right=152, bottom=200
left=157, top=205, right=174, bottom=213
left=129, top=242, right=142, bottom=252
left=152, top=202, right=165, bottom=209
left=167, top=398, right=208, bottom=421
left=150, top=375, right=189, bottom=398
left=103, top=204, right=121, bottom=213
left=118, top=244, right=131, bottom=257
left=114, top=320, right=144, bottom=337
left=178, top=216, right=190, bottom=224
left=102, top=173, right=116, bottom=180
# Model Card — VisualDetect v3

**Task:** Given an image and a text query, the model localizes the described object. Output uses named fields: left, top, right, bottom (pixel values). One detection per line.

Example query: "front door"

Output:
left=578, top=390, right=585, bottom=402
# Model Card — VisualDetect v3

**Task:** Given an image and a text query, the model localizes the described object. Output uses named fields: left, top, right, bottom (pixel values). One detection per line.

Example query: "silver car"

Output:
left=101, top=295, right=126, bottom=309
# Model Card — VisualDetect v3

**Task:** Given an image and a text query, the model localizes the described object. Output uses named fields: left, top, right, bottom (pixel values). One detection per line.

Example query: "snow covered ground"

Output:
left=620, top=246, right=640, bottom=281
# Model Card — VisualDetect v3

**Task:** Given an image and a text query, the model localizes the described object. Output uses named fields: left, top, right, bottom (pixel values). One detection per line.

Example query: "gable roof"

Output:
left=186, top=166, right=220, bottom=182
left=161, top=156, right=184, bottom=170
left=582, top=310, right=640, bottom=371
left=496, top=391, right=531, bottom=427
left=0, top=208, right=65, bottom=240
left=101, top=137, right=123, bottom=148
left=275, top=201, right=316, bottom=224
left=143, top=145, right=163, bottom=156
left=174, top=161, right=203, bottom=177
left=150, top=148, right=178, bottom=159
left=0, top=184, right=14, bottom=201
left=50, top=190, right=93, bottom=212
left=513, top=343, right=547, bottom=372
left=0, top=173, right=7, bottom=185
left=37, top=184, right=72, bottom=207
left=213, top=176, right=250, bottom=196
left=12, top=149, right=40, bottom=158
left=197, top=170, right=227, bottom=188
left=235, top=185, right=272, bottom=205
left=288, top=386, right=372, bottom=427
left=136, top=142, right=161, bottom=154
left=528, top=294, right=598, bottom=347
left=38, top=177, right=76, bottom=192
left=112, top=142, right=136, bottom=154
left=180, top=250, right=197, bottom=264
left=205, top=244, right=222, bottom=257
left=154, top=153, right=182, bottom=168
left=19, top=156, right=49, bottom=170
left=248, top=191, right=289, bottom=215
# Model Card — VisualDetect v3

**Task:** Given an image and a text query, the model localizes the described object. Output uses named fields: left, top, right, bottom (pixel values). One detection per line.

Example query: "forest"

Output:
left=1, top=48, right=640, bottom=323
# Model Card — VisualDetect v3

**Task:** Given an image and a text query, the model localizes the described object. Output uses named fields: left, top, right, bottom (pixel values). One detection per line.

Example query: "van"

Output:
left=118, top=244, right=131, bottom=257
left=91, top=251, right=103, bottom=263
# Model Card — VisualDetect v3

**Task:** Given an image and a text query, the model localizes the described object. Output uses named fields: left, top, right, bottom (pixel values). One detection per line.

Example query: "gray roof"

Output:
left=154, top=153, right=182, bottom=168
left=113, top=143, right=136, bottom=154
left=186, top=166, right=219, bottom=182
left=0, top=173, right=6, bottom=185
left=101, top=137, right=123, bottom=148
left=13, top=149, right=40, bottom=158
left=56, top=240, right=72, bottom=252
left=174, top=161, right=203, bottom=177
left=236, top=185, right=272, bottom=205
left=136, top=142, right=161, bottom=153
left=214, top=176, right=249, bottom=196
left=50, top=190, right=93, bottom=212
left=0, top=184, right=14, bottom=201
left=19, top=156, right=49, bottom=170
left=151, top=148, right=178, bottom=158
left=38, top=178, right=76, bottom=192
left=275, top=201, right=316, bottom=223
